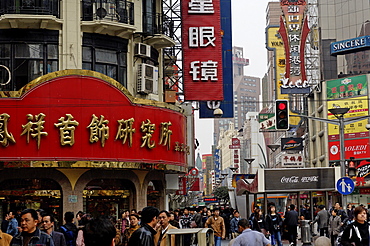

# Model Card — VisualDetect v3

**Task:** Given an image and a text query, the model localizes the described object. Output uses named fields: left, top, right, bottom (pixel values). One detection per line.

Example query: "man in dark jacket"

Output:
left=60, top=212, right=78, bottom=246
left=10, top=208, right=54, bottom=246
left=84, top=217, right=116, bottom=246
left=42, top=214, right=67, bottom=246
left=312, top=205, right=330, bottom=237
left=128, top=206, right=160, bottom=246
left=284, top=204, right=299, bottom=246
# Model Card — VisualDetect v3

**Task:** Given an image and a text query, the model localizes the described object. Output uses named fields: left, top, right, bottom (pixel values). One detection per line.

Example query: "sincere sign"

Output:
left=182, top=0, right=223, bottom=101
left=331, top=36, right=370, bottom=55
left=0, top=72, right=187, bottom=169
left=265, top=168, right=335, bottom=191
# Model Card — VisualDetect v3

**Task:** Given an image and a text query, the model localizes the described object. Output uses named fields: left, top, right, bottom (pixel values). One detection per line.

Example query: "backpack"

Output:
left=61, top=225, right=76, bottom=246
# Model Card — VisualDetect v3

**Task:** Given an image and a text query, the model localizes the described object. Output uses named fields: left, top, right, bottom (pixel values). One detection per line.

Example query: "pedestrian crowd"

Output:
left=0, top=202, right=369, bottom=246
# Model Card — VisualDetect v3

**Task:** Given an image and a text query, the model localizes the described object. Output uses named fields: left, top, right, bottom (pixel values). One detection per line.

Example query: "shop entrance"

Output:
left=83, top=179, right=135, bottom=220
left=0, top=178, right=62, bottom=226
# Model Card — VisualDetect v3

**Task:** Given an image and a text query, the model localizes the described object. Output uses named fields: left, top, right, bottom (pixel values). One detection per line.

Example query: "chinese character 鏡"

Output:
left=190, top=60, right=218, bottom=81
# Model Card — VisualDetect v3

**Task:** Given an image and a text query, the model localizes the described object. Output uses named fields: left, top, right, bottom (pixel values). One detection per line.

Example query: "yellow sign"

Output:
left=266, top=27, right=300, bottom=126
left=328, top=96, right=369, bottom=136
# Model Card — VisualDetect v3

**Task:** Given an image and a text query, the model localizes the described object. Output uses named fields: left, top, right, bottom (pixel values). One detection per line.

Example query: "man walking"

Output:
left=232, top=219, right=271, bottom=246
left=6, top=210, right=18, bottom=237
left=230, top=210, right=241, bottom=239
left=84, top=217, right=116, bottom=246
left=205, top=208, right=225, bottom=246
left=10, top=209, right=54, bottom=246
left=154, top=211, right=176, bottom=246
left=128, top=206, right=160, bottom=246
left=312, top=205, right=329, bottom=237
left=42, top=214, right=67, bottom=246
left=284, top=204, right=299, bottom=246
left=60, top=212, right=78, bottom=246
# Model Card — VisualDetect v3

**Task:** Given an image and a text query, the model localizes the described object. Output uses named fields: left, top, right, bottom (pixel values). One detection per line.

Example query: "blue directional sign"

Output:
left=336, top=177, right=355, bottom=195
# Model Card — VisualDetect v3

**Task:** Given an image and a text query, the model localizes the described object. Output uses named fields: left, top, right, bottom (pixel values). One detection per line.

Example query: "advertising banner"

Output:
left=329, top=138, right=370, bottom=161
left=326, top=75, right=368, bottom=100
left=279, top=0, right=311, bottom=94
left=0, top=73, right=187, bottom=168
left=265, top=168, right=335, bottom=191
left=182, top=0, right=223, bottom=101
left=199, top=0, right=233, bottom=118
left=281, top=138, right=304, bottom=151
left=281, top=154, right=304, bottom=168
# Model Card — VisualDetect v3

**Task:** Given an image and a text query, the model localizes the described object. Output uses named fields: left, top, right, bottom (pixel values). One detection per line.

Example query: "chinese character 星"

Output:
left=87, top=114, right=109, bottom=147
left=188, top=0, right=214, bottom=14
left=54, top=114, right=79, bottom=146
left=21, top=113, right=48, bottom=149
left=115, top=118, right=136, bottom=147
left=0, top=113, right=16, bottom=147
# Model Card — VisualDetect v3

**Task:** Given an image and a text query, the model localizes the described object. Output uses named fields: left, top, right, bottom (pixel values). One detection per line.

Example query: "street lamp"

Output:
left=267, top=144, right=280, bottom=168
left=229, top=166, right=238, bottom=173
left=244, top=158, right=255, bottom=173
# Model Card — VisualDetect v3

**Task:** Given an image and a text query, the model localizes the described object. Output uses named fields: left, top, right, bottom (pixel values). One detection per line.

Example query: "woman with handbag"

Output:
left=266, top=205, right=283, bottom=246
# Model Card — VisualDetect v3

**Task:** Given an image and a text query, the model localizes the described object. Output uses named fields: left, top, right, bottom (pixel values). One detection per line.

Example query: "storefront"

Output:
left=236, top=167, right=341, bottom=218
left=0, top=70, right=189, bottom=219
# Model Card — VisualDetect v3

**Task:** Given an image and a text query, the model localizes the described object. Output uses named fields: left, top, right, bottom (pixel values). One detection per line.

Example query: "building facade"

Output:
left=0, top=0, right=190, bottom=222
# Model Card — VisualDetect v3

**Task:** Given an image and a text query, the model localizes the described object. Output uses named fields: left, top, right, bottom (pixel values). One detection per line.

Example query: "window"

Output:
left=0, top=29, right=59, bottom=91
left=83, top=33, right=128, bottom=87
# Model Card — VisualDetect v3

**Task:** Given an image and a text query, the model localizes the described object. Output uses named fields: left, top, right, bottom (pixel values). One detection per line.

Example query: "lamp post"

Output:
left=244, top=158, right=255, bottom=173
left=267, top=144, right=280, bottom=168
left=329, top=108, right=350, bottom=206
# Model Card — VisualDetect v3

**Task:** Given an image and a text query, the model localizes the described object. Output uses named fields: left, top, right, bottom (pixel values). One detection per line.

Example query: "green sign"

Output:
left=326, top=75, right=368, bottom=100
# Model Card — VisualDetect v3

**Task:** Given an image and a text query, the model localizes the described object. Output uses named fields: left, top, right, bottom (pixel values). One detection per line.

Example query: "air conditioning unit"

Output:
left=134, top=43, right=151, bottom=58
left=137, top=63, right=158, bottom=94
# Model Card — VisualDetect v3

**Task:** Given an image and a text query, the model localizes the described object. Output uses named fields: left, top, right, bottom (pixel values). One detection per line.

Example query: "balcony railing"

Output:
left=143, top=13, right=174, bottom=37
left=0, top=0, right=60, bottom=17
left=82, top=0, right=134, bottom=25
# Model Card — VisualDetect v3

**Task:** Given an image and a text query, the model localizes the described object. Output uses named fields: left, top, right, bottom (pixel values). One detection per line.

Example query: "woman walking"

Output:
left=266, top=205, right=283, bottom=246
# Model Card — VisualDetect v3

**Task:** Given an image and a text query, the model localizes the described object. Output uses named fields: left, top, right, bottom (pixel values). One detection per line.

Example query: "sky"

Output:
left=194, top=0, right=273, bottom=156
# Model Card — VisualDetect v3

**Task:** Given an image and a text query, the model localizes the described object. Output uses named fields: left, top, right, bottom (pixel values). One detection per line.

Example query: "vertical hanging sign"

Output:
left=182, top=0, right=224, bottom=101
left=279, top=0, right=311, bottom=94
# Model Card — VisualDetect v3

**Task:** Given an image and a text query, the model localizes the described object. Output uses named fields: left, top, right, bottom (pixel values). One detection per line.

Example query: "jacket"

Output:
left=128, top=223, right=156, bottom=246
left=153, top=224, right=177, bottom=246
left=0, top=230, right=12, bottom=246
left=10, top=227, right=54, bottom=246
left=230, top=217, right=240, bottom=233
left=205, top=216, right=225, bottom=238
left=284, top=210, right=298, bottom=226
left=192, top=213, right=203, bottom=228
left=122, top=224, right=140, bottom=246
left=341, top=221, right=370, bottom=246
left=313, top=209, right=330, bottom=229
left=6, top=218, right=18, bottom=237
left=265, top=213, right=282, bottom=232
left=328, top=215, right=341, bottom=236
left=51, top=231, right=67, bottom=246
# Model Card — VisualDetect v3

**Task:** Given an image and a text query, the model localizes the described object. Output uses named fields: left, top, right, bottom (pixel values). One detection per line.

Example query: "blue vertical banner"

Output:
left=199, top=0, right=234, bottom=118
left=214, top=149, right=221, bottom=179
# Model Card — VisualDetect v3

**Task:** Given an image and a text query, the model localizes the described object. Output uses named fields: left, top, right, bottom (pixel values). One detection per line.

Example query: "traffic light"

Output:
left=275, top=100, right=289, bottom=130
left=348, top=157, right=357, bottom=177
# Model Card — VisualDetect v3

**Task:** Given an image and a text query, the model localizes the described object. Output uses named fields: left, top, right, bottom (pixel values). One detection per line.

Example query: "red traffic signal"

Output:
left=275, top=100, right=289, bottom=130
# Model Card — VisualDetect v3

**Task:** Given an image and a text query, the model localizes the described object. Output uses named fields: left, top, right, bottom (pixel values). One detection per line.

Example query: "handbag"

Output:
left=190, top=220, right=197, bottom=228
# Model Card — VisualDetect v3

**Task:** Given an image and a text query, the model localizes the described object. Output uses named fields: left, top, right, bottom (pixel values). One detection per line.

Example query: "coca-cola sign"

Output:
left=265, top=168, right=335, bottom=191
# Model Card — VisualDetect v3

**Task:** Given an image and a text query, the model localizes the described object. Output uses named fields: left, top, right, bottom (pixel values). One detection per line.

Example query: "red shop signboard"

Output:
left=329, top=138, right=370, bottom=161
left=0, top=73, right=187, bottom=167
left=181, top=0, right=223, bottom=101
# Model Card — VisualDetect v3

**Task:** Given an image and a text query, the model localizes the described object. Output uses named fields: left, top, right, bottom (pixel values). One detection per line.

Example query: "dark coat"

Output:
left=10, top=227, right=54, bottom=246
left=265, top=213, right=283, bottom=232
left=51, top=231, right=67, bottom=246
left=128, top=223, right=157, bottom=246
left=284, top=210, right=299, bottom=226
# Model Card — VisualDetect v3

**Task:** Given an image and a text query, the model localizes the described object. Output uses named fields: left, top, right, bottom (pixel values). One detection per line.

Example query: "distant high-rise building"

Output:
left=214, top=47, right=260, bottom=142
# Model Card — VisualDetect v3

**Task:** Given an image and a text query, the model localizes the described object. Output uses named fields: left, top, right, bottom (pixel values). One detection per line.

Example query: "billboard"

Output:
left=0, top=72, right=187, bottom=169
left=199, top=0, right=233, bottom=118
left=327, top=75, right=370, bottom=161
left=278, top=0, right=311, bottom=94
left=182, top=0, right=223, bottom=101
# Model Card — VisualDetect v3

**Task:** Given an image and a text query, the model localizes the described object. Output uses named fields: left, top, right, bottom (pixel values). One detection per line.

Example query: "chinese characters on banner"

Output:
left=182, top=0, right=223, bottom=101
left=0, top=75, right=188, bottom=166
left=279, top=0, right=310, bottom=93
